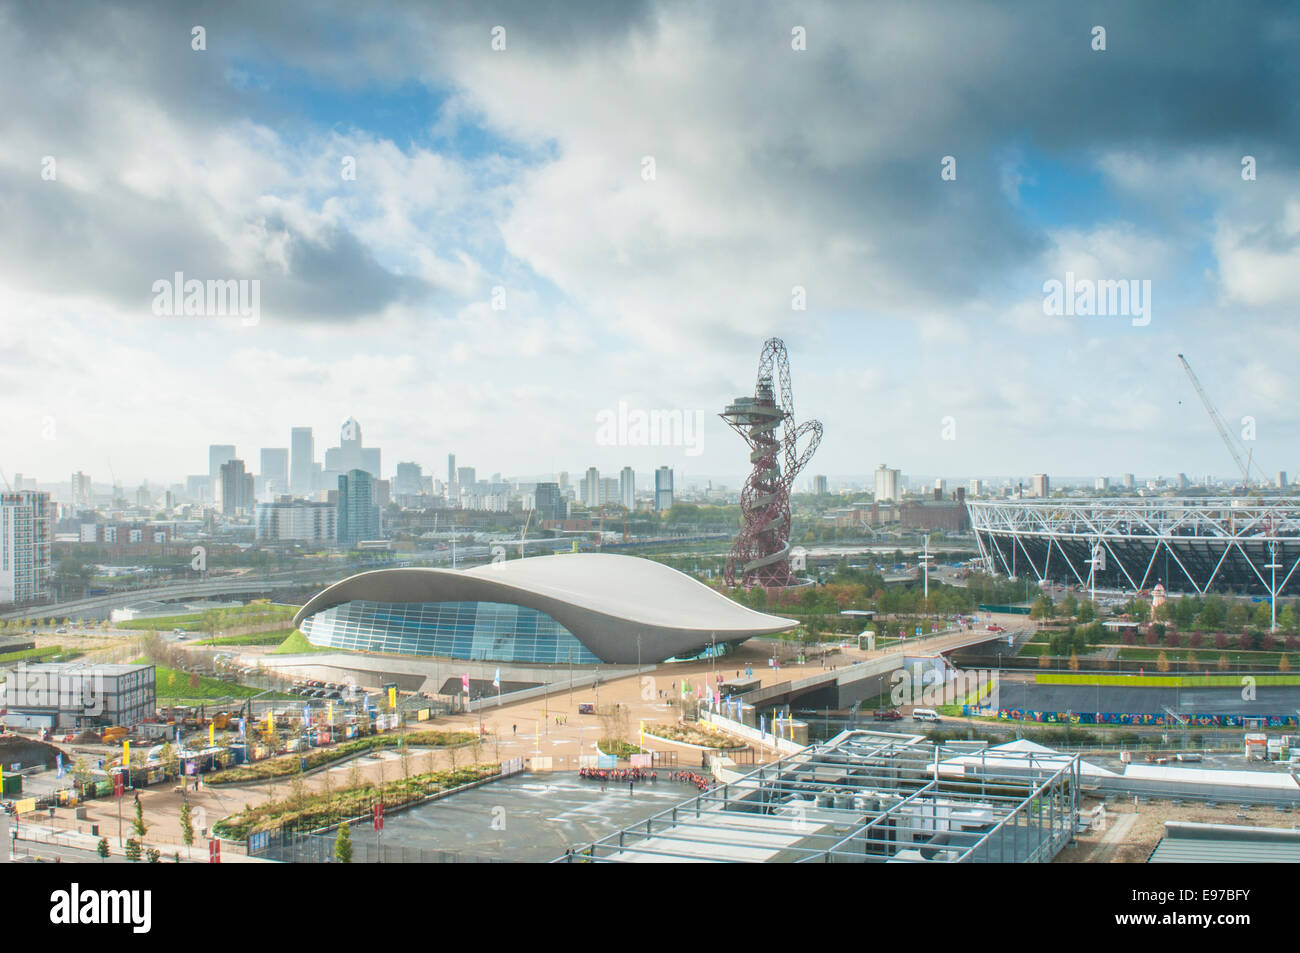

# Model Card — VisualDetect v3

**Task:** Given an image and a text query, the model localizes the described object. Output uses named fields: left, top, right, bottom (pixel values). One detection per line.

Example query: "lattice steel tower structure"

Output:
left=721, top=338, right=822, bottom=588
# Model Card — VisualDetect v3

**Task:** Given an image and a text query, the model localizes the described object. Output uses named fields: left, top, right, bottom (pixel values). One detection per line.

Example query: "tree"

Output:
left=146, top=847, right=161, bottom=863
left=1156, top=651, right=1171, bottom=673
left=72, top=756, right=93, bottom=796
left=160, top=742, right=179, bottom=781
left=1198, top=595, right=1226, bottom=630
left=97, top=837, right=110, bottom=861
left=1068, top=651, right=1080, bottom=672
left=1217, top=652, right=1230, bottom=672
left=132, top=793, right=149, bottom=839
left=179, top=802, right=194, bottom=851
left=1061, top=594, right=1078, bottom=618
left=1279, top=654, right=1292, bottom=673
left=1077, top=600, right=1096, bottom=623
left=1252, top=602, right=1273, bottom=630
left=125, top=838, right=142, bottom=862
left=1029, top=595, right=1054, bottom=620
left=334, top=822, right=353, bottom=863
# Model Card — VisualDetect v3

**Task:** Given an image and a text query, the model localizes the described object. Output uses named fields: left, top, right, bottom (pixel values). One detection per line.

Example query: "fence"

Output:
left=247, top=825, right=500, bottom=863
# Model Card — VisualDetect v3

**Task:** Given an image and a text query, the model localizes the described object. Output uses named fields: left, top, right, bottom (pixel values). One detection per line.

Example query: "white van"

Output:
left=912, top=708, right=942, bottom=723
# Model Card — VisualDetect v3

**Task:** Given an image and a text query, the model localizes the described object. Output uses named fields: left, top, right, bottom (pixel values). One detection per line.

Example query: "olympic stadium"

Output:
left=292, top=553, right=798, bottom=665
left=968, top=498, right=1300, bottom=597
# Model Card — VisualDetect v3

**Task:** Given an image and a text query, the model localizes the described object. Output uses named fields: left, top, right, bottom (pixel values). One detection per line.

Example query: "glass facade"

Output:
left=301, top=600, right=603, bottom=664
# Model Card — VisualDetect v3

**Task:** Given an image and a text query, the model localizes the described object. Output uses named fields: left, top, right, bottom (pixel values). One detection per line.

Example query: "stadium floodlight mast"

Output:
left=919, top=535, right=934, bottom=611
left=1266, top=538, right=1281, bottom=631
left=1086, top=540, right=1105, bottom=605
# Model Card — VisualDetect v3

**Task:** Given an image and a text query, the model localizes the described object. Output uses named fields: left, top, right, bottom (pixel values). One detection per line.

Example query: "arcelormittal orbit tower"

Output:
left=720, top=338, right=823, bottom=589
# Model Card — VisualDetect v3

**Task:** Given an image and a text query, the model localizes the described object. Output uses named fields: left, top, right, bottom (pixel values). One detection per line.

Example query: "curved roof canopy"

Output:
left=293, top=553, right=797, bottom=663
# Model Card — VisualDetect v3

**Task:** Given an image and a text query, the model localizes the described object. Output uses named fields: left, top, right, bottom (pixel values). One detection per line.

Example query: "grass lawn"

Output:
left=135, top=659, right=266, bottom=700
left=1116, top=646, right=1299, bottom=666
left=268, top=630, right=333, bottom=655
left=116, top=603, right=297, bottom=632
left=198, top=629, right=297, bottom=647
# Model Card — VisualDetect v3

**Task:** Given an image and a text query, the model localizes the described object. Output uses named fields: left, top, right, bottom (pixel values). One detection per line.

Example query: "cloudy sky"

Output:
left=3, top=0, right=1298, bottom=488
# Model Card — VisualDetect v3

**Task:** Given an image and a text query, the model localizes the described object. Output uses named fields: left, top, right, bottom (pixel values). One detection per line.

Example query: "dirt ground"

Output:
left=1059, top=795, right=1297, bottom=863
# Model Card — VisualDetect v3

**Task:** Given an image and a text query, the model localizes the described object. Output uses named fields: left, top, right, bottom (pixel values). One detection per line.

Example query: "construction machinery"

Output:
left=1177, top=353, right=1264, bottom=488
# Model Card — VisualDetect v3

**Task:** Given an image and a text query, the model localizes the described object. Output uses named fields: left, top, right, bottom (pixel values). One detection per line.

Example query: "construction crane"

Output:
left=1177, top=353, right=1262, bottom=488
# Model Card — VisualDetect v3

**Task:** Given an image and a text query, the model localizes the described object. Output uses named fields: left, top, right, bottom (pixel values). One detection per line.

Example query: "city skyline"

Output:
left=4, top=2, right=1299, bottom=483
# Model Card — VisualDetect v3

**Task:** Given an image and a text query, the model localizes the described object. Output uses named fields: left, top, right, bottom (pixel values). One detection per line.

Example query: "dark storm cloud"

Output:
left=255, top=211, right=432, bottom=320
left=2, top=0, right=1297, bottom=328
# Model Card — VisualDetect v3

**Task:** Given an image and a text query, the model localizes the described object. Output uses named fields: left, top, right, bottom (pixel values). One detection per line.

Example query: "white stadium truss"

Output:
left=968, top=498, right=1300, bottom=598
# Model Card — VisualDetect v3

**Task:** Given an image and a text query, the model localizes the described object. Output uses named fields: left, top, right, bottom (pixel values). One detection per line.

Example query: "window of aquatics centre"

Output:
left=299, top=600, right=604, bottom=664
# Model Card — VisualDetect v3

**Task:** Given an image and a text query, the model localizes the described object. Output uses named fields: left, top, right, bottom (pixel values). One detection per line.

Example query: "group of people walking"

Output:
left=669, top=770, right=713, bottom=792
left=579, top=766, right=656, bottom=783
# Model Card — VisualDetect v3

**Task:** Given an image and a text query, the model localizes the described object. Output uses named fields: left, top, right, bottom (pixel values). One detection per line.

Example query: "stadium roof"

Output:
left=968, top=497, right=1300, bottom=596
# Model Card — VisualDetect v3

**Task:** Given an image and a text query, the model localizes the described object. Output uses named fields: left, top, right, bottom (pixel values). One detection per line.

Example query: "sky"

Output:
left=2, top=0, right=1299, bottom=488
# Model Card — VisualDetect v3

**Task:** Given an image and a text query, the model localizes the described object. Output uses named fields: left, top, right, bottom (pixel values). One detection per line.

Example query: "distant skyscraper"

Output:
left=654, top=466, right=674, bottom=512
left=447, top=454, right=457, bottom=500
left=584, top=467, right=600, bottom=507
left=290, top=427, right=315, bottom=494
left=1277, top=471, right=1289, bottom=489
left=0, top=490, right=52, bottom=605
left=456, top=467, right=476, bottom=504
left=534, top=482, right=563, bottom=522
left=600, top=477, right=618, bottom=505
left=1122, top=472, right=1135, bottom=489
left=218, top=459, right=254, bottom=516
left=874, top=464, right=900, bottom=502
left=1095, top=476, right=1109, bottom=491
left=324, top=417, right=381, bottom=480
left=969, top=479, right=983, bottom=497
left=813, top=475, right=829, bottom=495
left=337, top=469, right=380, bottom=547
left=209, top=444, right=236, bottom=481
left=71, top=471, right=92, bottom=508
left=1031, top=473, right=1050, bottom=498
left=260, top=447, right=289, bottom=498
left=620, top=466, right=635, bottom=510
left=394, top=462, right=423, bottom=498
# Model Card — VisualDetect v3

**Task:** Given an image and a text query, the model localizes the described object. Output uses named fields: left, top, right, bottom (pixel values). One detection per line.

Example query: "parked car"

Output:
left=911, top=708, right=942, bottom=723
left=872, top=708, right=903, bottom=721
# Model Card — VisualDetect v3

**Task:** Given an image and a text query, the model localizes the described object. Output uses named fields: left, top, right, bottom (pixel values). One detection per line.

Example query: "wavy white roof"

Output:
left=458, top=553, right=795, bottom=633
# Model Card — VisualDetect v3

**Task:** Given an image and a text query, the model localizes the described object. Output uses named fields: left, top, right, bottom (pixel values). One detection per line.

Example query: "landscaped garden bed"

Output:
left=213, top=763, right=499, bottom=838
left=205, top=729, right=478, bottom=784
left=640, top=723, right=746, bottom=749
